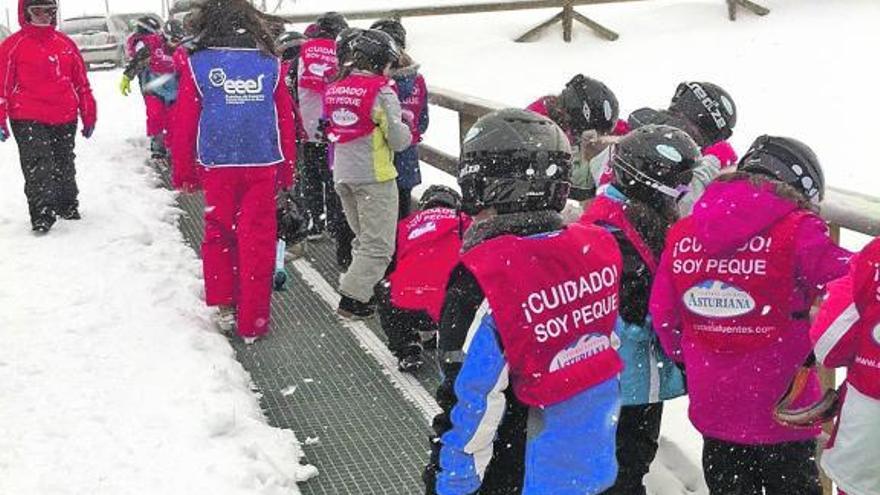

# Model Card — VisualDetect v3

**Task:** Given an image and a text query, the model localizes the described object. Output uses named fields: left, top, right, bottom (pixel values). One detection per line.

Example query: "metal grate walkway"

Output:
left=158, top=163, right=441, bottom=495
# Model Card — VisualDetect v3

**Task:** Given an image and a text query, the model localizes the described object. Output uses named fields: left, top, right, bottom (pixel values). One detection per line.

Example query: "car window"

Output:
left=61, top=18, right=109, bottom=35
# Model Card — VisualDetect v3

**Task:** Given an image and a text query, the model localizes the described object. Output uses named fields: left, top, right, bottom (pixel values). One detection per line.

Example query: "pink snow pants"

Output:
left=201, top=166, right=277, bottom=338
left=144, top=95, right=169, bottom=137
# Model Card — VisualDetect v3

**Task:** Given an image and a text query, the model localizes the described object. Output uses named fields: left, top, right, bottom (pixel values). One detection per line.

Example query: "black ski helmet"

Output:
left=134, top=15, right=162, bottom=35
left=370, top=18, right=406, bottom=50
left=558, top=74, right=620, bottom=135
left=276, top=30, right=306, bottom=61
left=627, top=107, right=704, bottom=145
left=738, top=135, right=825, bottom=203
left=459, top=108, right=573, bottom=215
left=669, top=81, right=737, bottom=146
left=314, top=11, right=349, bottom=39
left=609, top=124, right=700, bottom=206
left=162, top=19, right=186, bottom=43
left=349, top=29, right=400, bottom=73
left=419, top=185, right=461, bottom=211
left=335, top=27, right=365, bottom=66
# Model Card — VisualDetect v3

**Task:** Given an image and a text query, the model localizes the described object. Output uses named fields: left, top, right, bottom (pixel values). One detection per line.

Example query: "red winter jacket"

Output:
left=0, top=0, right=96, bottom=128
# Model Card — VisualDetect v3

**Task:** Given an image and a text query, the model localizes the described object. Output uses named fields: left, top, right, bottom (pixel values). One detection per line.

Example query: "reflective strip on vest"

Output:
left=667, top=212, right=806, bottom=354
left=190, top=49, right=282, bottom=167
left=462, top=223, right=624, bottom=407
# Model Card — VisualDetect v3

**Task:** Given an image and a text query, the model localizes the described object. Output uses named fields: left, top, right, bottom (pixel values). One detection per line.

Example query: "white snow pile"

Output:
left=0, top=72, right=316, bottom=494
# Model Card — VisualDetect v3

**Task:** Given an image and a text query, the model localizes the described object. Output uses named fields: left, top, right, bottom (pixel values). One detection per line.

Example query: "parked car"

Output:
left=61, top=13, right=162, bottom=68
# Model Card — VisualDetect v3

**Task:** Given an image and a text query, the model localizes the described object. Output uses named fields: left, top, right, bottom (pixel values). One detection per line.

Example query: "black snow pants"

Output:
left=300, top=141, right=331, bottom=231
left=11, top=120, right=79, bottom=228
left=376, top=281, right=436, bottom=358
left=601, top=402, right=664, bottom=495
left=702, top=437, right=821, bottom=495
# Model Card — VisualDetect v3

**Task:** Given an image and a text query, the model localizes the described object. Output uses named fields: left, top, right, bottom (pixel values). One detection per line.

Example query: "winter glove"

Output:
left=81, top=126, right=94, bottom=139
left=702, top=140, right=738, bottom=169
left=120, top=75, right=132, bottom=96
left=0, top=125, right=8, bottom=142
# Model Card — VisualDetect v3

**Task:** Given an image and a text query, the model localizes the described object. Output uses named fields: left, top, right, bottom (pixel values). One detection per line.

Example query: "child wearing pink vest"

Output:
left=650, top=136, right=851, bottom=494
left=324, top=29, right=411, bottom=318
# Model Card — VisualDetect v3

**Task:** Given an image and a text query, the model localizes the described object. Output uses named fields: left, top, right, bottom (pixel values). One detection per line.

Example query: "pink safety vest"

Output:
left=389, top=208, right=471, bottom=322
left=297, top=38, right=338, bottom=93
left=461, top=223, right=624, bottom=407
left=324, top=74, right=389, bottom=144
left=851, top=238, right=880, bottom=399
left=667, top=211, right=808, bottom=354
left=399, top=74, right=427, bottom=144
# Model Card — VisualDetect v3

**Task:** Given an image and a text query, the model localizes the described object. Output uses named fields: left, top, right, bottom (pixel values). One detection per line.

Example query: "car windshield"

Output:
left=61, top=18, right=108, bottom=35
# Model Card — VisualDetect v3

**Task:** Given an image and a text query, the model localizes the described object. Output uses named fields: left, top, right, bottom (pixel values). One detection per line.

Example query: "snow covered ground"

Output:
left=1, top=1, right=877, bottom=494
left=0, top=72, right=316, bottom=494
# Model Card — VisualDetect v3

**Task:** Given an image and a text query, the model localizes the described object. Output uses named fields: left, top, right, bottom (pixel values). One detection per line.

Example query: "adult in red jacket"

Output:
left=0, top=0, right=97, bottom=233
left=376, top=185, right=471, bottom=371
left=170, top=0, right=297, bottom=343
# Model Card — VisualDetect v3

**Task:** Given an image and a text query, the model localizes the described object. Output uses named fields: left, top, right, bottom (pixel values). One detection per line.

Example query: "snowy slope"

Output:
left=0, top=71, right=317, bottom=495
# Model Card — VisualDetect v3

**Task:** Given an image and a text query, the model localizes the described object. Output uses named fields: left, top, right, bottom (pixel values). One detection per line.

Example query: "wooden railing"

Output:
left=422, top=86, right=880, bottom=238
left=280, top=0, right=771, bottom=42
left=420, top=85, right=879, bottom=495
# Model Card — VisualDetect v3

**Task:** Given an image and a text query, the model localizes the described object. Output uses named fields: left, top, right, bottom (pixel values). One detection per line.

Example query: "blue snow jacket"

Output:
left=594, top=186, right=686, bottom=406
left=390, top=57, right=428, bottom=190
left=438, top=297, right=620, bottom=495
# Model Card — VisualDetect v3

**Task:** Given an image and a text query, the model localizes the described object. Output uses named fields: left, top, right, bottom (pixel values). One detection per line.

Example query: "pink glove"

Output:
left=702, top=141, right=738, bottom=169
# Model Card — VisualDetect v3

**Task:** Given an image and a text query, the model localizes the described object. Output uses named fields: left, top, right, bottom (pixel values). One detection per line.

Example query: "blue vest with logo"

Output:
left=190, top=48, right=282, bottom=167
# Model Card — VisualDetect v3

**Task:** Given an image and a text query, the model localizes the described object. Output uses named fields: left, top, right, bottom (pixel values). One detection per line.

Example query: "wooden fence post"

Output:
left=562, top=0, right=574, bottom=42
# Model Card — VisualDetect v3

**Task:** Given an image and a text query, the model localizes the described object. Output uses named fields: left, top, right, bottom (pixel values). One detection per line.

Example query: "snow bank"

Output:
left=0, top=71, right=316, bottom=495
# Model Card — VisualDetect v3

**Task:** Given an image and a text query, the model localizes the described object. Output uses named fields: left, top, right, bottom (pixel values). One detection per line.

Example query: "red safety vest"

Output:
left=143, top=34, right=174, bottom=74
left=297, top=38, right=338, bottom=93
left=666, top=211, right=808, bottom=353
left=462, top=223, right=623, bottom=407
left=389, top=208, right=471, bottom=322
left=324, top=74, right=389, bottom=144
left=851, top=238, right=880, bottom=399
left=580, top=195, right=657, bottom=273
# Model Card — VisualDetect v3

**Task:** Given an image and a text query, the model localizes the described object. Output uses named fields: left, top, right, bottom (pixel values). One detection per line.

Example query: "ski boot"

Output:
left=214, top=305, right=236, bottom=333
left=397, top=344, right=425, bottom=373
left=273, top=240, right=289, bottom=291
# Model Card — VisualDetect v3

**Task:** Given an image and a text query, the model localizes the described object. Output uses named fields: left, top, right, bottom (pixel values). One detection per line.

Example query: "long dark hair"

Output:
left=190, top=0, right=277, bottom=55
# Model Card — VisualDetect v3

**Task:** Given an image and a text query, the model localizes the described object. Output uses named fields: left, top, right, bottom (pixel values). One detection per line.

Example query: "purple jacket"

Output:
left=650, top=179, right=851, bottom=444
